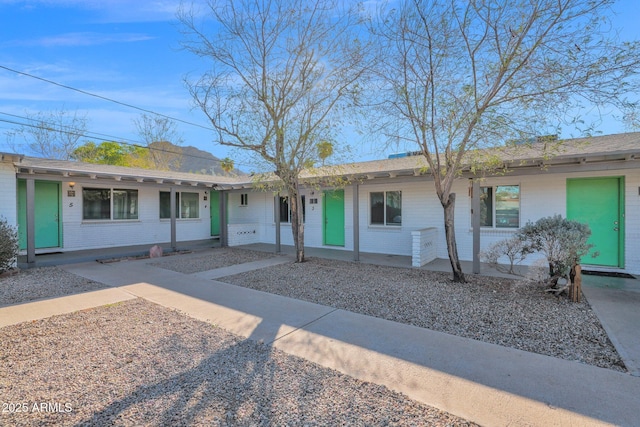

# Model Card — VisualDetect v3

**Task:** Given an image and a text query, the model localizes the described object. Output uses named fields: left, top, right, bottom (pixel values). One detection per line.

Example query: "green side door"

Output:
left=566, top=177, right=624, bottom=267
left=17, top=180, right=61, bottom=250
left=323, top=189, right=345, bottom=246
left=210, top=191, right=220, bottom=236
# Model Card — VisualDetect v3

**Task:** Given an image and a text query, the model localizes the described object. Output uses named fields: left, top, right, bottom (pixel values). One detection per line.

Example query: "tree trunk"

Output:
left=569, top=264, right=582, bottom=302
left=442, top=193, right=465, bottom=283
left=289, top=187, right=305, bottom=263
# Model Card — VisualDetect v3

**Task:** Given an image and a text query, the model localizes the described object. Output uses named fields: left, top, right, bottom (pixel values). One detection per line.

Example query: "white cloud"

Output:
left=4, top=32, right=154, bottom=48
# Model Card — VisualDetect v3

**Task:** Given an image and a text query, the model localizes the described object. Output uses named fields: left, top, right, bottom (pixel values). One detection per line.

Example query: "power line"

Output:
left=0, top=65, right=256, bottom=170
left=0, top=111, right=252, bottom=169
left=0, top=64, right=213, bottom=131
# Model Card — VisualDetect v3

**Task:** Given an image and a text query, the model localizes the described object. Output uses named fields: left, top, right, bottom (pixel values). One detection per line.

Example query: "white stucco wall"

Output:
left=241, top=168, right=640, bottom=275
left=0, top=161, right=17, bottom=228
left=62, top=183, right=211, bottom=251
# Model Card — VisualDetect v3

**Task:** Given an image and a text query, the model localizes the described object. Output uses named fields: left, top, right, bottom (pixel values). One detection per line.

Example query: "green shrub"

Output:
left=0, top=217, right=19, bottom=273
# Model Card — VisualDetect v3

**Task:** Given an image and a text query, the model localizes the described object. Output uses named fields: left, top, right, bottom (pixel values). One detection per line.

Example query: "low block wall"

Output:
left=411, top=227, right=438, bottom=267
left=227, top=223, right=261, bottom=247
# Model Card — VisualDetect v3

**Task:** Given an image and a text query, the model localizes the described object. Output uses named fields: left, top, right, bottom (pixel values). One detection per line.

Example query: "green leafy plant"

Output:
left=0, top=217, right=19, bottom=274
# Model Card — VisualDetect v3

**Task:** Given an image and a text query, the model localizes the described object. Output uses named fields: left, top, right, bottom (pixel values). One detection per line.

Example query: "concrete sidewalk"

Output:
left=3, top=253, right=640, bottom=426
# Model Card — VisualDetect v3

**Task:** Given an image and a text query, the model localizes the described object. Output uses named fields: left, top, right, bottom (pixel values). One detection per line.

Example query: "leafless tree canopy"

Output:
left=368, top=0, right=640, bottom=281
left=6, top=109, right=89, bottom=160
left=133, top=113, right=184, bottom=170
left=179, top=0, right=369, bottom=261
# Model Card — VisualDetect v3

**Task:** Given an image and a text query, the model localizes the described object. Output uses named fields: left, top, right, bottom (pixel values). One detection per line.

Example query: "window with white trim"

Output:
left=479, top=185, right=520, bottom=228
left=278, top=195, right=305, bottom=223
left=83, top=188, right=138, bottom=220
left=240, top=193, right=248, bottom=206
left=370, top=191, right=402, bottom=226
left=159, top=191, right=200, bottom=219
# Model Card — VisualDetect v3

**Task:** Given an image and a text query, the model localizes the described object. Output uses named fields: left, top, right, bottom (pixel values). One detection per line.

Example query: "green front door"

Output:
left=210, top=191, right=220, bottom=236
left=323, top=189, right=345, bottom=246
left=17, top=180, right=61, bottom=250
left=566, top=177, right=624, bottom=267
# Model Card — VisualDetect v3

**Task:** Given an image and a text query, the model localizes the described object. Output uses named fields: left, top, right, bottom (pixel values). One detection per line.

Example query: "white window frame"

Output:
left=278, top=195, right=306, bottom=223
left=369, top=190, right=402, bottom=226
left=478, top=185, right=521, bottom=229
left=82, top=187, right=138, bottom=221
left=160, top=191, right=200, bottom=219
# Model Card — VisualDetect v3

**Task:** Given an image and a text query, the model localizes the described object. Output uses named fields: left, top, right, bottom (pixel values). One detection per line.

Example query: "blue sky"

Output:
left=0, top=0, right=639, bottom=169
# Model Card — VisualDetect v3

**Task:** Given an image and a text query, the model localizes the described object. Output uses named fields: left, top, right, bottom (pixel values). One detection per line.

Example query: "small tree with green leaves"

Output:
left=0, top=217, right=19, bottom=274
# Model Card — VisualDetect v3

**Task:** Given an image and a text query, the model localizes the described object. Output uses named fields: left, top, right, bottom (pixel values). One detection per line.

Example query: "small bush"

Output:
left=480, top=236, right=532, bottom=275
left=516, top=214, right=596, bottom=282
left=0, top=217, right=19, bottom=273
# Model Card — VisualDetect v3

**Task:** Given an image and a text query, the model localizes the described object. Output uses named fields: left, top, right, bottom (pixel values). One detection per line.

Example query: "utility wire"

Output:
left=0, top=65, right=253, bottom=169
left=0, top=64, right=213, bottom=131
left=0, top=112, right=252, bottom=169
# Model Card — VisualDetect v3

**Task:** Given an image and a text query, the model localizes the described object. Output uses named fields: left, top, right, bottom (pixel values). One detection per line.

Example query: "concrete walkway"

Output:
left=2, top=249, right=639, bottom=426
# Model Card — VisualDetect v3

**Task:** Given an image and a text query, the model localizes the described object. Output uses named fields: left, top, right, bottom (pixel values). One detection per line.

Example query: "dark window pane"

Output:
left=279, top=197, right=289, bottom=222
left=386, top=191, right=402, bottom=225
left=160, top=192, right=179, bottom=219
left=113, top=189, right=138, bottom=220
left=83, top=188, right=110, bottom=220
left=370, top=192, right=384, bottom=224
left=480, top=187, right=493, bottom=227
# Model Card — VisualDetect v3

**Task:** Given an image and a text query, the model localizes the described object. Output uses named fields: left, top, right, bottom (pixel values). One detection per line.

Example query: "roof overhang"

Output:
left=1, top=152, right=24, bottom=163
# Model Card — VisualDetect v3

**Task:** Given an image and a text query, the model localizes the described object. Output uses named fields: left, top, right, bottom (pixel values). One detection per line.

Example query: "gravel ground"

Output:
left=0, top=267, right=107, bottom=306
left=0, top=247, right=626, bottom=425
left=0, top=298, right=475, bottom=427
left=150, top=248, right=276, bottom=274
left=219, top=256, right=626, bottom=372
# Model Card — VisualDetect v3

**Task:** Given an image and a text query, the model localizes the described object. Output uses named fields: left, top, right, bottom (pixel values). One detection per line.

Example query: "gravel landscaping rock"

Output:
left=150, top=247, right=276, bottom=274
left=0, top=266, right=107, bottom=307
left=0, top=298, right=475, bottom=426
left=218, top=256, right=626, bottom=372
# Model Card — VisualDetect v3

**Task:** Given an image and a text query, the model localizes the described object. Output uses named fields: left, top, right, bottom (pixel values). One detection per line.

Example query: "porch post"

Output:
left=353, top=182, right=360, bottom=261
left=219, top=190, right=228, bottom=247
left=472, top=179, right=481, bottom=274
left=274, top=193, right=281, bottom=253
left=170, top=186, right=177, bottom=251
left=26, top=177, right=36, bottom=266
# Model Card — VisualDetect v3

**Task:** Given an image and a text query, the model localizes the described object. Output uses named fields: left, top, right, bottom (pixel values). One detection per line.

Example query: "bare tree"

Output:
left=6, top=109, right=88, bottom=160
left=133, top=113, right=184, bottom=170
left=369, top=0, right=640, bottom=282
left=179, top=0, right=368, bottom=262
